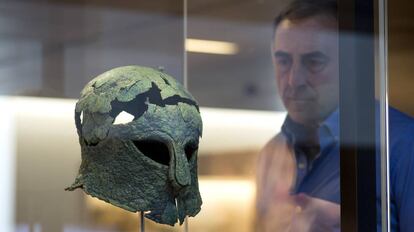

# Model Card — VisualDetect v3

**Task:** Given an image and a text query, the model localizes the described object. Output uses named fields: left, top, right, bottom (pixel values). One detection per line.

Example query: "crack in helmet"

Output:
left=66, top=65, right=203, bottom=226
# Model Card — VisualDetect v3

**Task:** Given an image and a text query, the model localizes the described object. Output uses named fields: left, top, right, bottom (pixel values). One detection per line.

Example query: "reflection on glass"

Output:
left=6, top=0, right=414, bottom=231
left=6, top=1, right=186, bottom=231
left=256, top=0, right=340, bottom=231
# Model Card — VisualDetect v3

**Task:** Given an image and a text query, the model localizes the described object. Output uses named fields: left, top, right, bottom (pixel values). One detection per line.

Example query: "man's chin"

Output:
left=287, top=110, right=319, bottom=126
left=288, top=100, right=314, bottom=108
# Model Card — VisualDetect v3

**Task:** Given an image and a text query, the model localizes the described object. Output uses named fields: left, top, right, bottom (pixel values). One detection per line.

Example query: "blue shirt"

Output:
left=281, top=107, right=414, bottom=232
left=282, top=109, right=340, bottom=203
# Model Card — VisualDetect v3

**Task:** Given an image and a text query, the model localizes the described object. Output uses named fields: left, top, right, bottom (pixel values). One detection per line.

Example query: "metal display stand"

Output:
left=140, top=211, right=145, bottom=232
left=184, top=217, right=189, bottom=232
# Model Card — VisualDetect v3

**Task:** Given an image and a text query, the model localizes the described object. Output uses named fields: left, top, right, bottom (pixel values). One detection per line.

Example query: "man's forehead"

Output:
left=273, top=17, right=338, bottom=53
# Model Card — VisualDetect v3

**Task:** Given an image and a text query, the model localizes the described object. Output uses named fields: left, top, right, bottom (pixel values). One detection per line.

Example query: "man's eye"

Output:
left=275, top=58, right=291, bottom=73
left=303, top=58, right=328, bottom=73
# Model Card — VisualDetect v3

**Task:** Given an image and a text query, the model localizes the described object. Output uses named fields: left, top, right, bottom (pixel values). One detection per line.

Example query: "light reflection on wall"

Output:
left=7, top=96, right=284, bottom=231
left=0, top=97, right=16, bottom=232
left=186, top=38, right=239, bottom=55
left=192, top=177, right=256, bottom=232
left=199, top=107, right=285, bottom=154
left=84, top=177, right=255, bottom=232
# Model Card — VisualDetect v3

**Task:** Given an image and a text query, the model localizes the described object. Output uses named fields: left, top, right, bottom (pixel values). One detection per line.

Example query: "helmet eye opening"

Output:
left=133, top=140, right=170, bottom=166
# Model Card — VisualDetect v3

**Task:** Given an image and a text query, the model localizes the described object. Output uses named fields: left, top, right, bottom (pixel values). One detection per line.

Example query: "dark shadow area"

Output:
left=133, top=140, right=170, bottom=166
left=184, top=143, right=198, bottom=161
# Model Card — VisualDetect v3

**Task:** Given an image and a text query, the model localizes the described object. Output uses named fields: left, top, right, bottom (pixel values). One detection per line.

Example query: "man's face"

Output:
left=272, top=16, right=339, bottom=125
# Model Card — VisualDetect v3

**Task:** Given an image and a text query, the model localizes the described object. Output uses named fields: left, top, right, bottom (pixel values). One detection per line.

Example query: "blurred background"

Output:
left=0, top=0, right=412, bottom=231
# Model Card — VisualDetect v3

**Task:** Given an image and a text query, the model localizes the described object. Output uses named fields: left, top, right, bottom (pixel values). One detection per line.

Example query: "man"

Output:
left=256, top=0, right=414, bottom=231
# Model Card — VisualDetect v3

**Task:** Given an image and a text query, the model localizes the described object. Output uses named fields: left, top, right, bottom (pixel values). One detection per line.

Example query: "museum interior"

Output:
left=0, top=0, right=412, bottom=231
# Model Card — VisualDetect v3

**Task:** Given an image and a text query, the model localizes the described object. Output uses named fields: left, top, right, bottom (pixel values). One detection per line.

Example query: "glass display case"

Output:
left=1, top=0, right=413, bottom=231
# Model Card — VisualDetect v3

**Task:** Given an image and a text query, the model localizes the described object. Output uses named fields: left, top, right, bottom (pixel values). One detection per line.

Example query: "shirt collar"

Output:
left=320, top=108, right=339, bottom=142
left=281, top=108, right=339, bottom=145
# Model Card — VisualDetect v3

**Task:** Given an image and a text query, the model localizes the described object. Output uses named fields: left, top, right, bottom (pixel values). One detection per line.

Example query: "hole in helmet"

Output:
left=133, top=140, right=170, bottom=166
left=113, top=111, right=134, bottom=125
left=185, top=142, right=198, bottom=161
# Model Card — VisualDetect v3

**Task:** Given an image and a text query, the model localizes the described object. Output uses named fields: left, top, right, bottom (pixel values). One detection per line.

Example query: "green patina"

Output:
left=66, top=66, right=203, bottom=226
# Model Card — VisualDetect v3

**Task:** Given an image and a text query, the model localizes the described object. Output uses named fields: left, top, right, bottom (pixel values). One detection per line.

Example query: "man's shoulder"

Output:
left=389, top=107, right=414, bottom=142
left=261, top=133, right=288, bottom=150
left=258, top=133, right=291, bottom=161
left=388, top=107, right=414, bottom=171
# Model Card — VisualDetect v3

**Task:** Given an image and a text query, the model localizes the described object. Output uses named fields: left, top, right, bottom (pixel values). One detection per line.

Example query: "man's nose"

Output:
left=287, top=63, right=306, bottom=87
